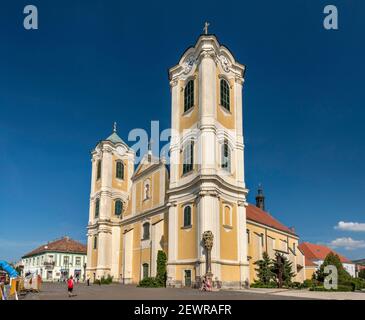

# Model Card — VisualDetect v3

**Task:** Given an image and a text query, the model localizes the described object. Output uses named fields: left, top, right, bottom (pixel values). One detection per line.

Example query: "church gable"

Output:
left=132, top=153, right=161, bottom=180
left=126, top=154, right=168, bottom=217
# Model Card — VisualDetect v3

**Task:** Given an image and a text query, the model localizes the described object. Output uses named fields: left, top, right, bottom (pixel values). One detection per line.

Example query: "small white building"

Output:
left=299, top=242, right=357, bottom=278
left=22, top=236, right=87, bottom=281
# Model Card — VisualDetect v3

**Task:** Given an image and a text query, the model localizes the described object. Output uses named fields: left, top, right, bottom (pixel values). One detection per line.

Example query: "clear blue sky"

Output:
left=1, top=0, right=364, bottom=262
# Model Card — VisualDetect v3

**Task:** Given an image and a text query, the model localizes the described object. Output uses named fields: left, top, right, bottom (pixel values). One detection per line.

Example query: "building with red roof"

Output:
left=21, top=236, right=87, bottom=282
left=298, top=242, right=356, bottom=278
left=245, top=186, right=306, bottom=283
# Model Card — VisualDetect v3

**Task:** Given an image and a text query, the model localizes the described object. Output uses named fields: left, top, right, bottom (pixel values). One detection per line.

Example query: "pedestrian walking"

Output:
left=87, top=275, right=90, bottom=286
left=67, top=276, right=74, bottom=297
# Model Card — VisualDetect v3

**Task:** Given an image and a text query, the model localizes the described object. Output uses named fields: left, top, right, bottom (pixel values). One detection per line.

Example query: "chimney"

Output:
left=255, top=184, right=265, bottom=211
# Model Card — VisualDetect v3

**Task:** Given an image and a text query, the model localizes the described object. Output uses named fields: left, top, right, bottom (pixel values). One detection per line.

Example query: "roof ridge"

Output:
left=246, top=203, right=297, bottom=236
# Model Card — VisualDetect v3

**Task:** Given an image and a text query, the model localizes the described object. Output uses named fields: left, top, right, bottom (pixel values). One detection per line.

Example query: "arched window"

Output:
left=96, top=160, right=102, bottom=180
left=142, top=263, right=149, bottom=279
left=221, top=139, right=231, bottom=172
left=220, top=79, right=230, bottom=111
left=182, top=140, right=194, bottom=174
left=184, top=80, right=194, bottom=112
left=95, top=198, right=100, bottom=218
left=93, top=236, right=98, bottom=249
left=183, top=206, right=192, bottom=227
left=116, top=161, right=124, bottom=179
left=142, top=222, right=150, bottom=240
left=115, top=199, right=123, bottom=216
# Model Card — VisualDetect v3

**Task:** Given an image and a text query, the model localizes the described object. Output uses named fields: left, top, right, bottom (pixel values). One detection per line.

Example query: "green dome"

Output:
left=106, top=132, right=125, bottom=144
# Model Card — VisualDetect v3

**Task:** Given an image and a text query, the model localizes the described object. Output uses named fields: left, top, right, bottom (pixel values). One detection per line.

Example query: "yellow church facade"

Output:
left=86, top=33, right=306, bottom=288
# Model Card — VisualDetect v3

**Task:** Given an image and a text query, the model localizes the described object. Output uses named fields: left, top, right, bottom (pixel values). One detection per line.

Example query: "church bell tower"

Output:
left=86, top=124, right=135, bottom=281
left=167, top=27, right=249, bottom=288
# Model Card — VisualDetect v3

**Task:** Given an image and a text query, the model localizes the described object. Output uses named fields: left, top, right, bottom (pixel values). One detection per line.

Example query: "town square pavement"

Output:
left=21, top=282, right=313, bottom=300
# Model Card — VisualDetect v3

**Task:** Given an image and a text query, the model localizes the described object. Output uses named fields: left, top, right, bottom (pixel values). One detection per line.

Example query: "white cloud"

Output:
left=329, top=237, right=365, bottom=250
left=334, top=221, right=365, bottom=232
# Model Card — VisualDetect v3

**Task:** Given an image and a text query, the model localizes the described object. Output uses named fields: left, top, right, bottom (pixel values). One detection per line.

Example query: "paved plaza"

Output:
left=19, top=282, right=365, bottom=300
left=21, top=282, right=308, bottom=300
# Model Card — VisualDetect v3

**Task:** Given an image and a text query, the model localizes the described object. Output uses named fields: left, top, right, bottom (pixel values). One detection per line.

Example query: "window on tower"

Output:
left=116, top=161, right=124, bottom=179
left=95, top=198, right=100, bottom=218
left=182, top=140, right=194, bottom=175
left=183, top=206, right=192, bottom=227
left=220, top=79, right=230, bottom=111
left=221, top=139, right=231, bottom=172
left=184, top=80, right=194, bottom=112
left=96, top=160, right=102, bottom=180
left=142, top=263, right=149, bottom=279
left=142, top=222, right=150, bottom=240
left=115, top=199, right=123, bottom=216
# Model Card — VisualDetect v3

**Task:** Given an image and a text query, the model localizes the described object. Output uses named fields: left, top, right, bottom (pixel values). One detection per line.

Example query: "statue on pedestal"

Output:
left=201, top=231, right=214, bottom=291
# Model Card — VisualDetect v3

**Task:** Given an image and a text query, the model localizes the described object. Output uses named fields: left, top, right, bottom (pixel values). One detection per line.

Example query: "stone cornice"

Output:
left=167, top=174, right=248, bottom=198
left=87, top=218, right=121, bottom=230
left=120, top=204, right=167, bottom=226
left=168, top=34, right=245, bottom=82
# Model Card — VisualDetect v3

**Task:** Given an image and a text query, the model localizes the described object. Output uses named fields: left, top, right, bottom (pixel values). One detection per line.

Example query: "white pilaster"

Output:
left=167, top=203, right=177, bottom=284
left=169, top=81, right=180, bottom=188
left=96, top=230, right=112, bottom=277
left=238, top=202, right=249, bottom=285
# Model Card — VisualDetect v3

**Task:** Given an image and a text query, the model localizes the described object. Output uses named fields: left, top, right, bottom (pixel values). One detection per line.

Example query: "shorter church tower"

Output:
left=255, top=184, right=265, bottom=211
left=86, top=124, right=135, bottom=281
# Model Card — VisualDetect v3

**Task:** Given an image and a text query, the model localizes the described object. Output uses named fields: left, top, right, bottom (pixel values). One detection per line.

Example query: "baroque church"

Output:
left=86, top=32, right=306, bottom=288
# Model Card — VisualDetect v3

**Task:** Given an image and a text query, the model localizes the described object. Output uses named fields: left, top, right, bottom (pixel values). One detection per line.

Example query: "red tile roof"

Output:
left=298, top=242, right=351, bottom=264
left=22, top=237, right=86, bottom=258
left=304, top=258, right=317, bottom=267
left=246, top=204, right=297, bottom=236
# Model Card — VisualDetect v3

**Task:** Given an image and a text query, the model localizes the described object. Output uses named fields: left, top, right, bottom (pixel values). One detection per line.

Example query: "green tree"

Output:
left=253, top=252, right=275, bottom=285
left=358, top=269, right=365, bottom=280
left=156, top=250, right=167, bottom=287
left=271, top=252, right=296, bottom=288
left=315, top=252, right=351, bottom=284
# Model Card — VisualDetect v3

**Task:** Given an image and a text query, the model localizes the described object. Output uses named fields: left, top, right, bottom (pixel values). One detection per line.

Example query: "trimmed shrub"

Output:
left=351, top=278, right=365, bottom=290
left=138, top=277, right=161, bottom=288
left=303, top=279, right=314, bottom=288
left=310, top=285, right=352, bottom=292
left=289, top=281, right=304, bottom=289
left=156, top=250, right=167, bottom=287
left=250, top=281, right=277, bottom=288
left=101, top=275, right=113, bottom=284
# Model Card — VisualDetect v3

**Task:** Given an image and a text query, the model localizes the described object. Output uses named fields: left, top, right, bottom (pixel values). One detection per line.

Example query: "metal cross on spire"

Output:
left=203, top=21, right=210, bottom=35
left=113, top=121, right=117, bottom=133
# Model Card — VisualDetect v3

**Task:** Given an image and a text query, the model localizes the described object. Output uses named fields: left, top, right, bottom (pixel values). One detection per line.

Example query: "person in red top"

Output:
left=67, top=276, right=74, bottom=297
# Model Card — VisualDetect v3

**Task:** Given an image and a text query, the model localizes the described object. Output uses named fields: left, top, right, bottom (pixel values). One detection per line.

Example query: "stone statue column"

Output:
left=202, top=231, right=214, bottom=277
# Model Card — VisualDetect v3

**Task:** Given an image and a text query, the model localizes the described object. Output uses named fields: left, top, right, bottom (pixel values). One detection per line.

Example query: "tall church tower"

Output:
left=86, top=124, right=135, bottom=281
left=167, top=31, right=249, bottom=288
